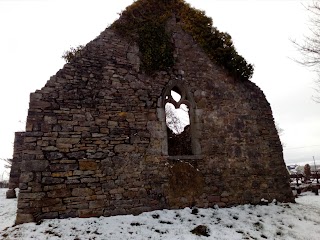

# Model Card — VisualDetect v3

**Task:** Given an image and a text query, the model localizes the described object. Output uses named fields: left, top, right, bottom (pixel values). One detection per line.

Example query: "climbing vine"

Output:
left=111, top=0, right=254, bottom=81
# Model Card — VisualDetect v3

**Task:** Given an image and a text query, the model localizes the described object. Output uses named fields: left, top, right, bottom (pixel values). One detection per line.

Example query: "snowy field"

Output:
left=0, top=189, right=320, bottom=240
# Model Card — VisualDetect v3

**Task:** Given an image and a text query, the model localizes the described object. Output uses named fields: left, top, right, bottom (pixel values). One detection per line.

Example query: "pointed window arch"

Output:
left=158, top=81, right=201, bottom=157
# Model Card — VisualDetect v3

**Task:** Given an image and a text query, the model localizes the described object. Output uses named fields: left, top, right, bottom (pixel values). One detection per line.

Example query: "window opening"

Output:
left=171, top=87, right=181, bottom=101
left=165, top=89, right=192, bottom=155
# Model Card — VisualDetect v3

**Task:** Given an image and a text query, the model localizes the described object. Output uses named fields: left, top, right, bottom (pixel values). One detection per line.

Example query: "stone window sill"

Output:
left=167, top=155, right=203, bottom=160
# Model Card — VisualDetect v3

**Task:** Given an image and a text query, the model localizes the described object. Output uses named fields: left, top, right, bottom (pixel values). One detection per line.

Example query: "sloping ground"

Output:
left=0, top=189, right=319, bottom=240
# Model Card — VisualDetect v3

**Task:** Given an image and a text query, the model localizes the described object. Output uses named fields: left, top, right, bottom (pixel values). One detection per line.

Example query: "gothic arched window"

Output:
left=159, top=81, right=201, bottom=157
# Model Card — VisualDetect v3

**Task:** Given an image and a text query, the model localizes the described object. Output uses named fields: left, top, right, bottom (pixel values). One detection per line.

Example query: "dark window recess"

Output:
left=165, top=89, right=192, bottom=156
left=167, top=125, right=192, bottom=155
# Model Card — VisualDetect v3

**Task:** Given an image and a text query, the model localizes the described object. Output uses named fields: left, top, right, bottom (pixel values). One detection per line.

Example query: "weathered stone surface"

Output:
left=56, top=138, right=80, bottom=145
left=44, top=116, right=57, bottom=124
left=47, top=189, right=71, bottom=198
left=44, top=152, right=64, bottom=160
left=52, top=171, right=73, bottom=178
left=19, top=192, right=46, bottom=199
left=89, top=200, right=106, bottom=209
left=167, top=161, right=204, bottom=207
left=6, top=189, right=16, bottom=199
left=39, top=212, right=59, bottom=220
left=221, top=191, right=230, bottom=198
left=30, top=198, right=61, bottom=208
left=21, top=160, right=49, bottom=172
left=78, top=209, right=103, bottom=218
left=10, top=1, right=293, bottom=225
left=114, top=144, right=135, bottom=153
left=15, top=213, right=34, bottom=225
left=50, top=164, right=78, bottom=172
left=42, top=177, right=65, bottom=185
left=7, top=132, right=25, bottom=190
left=79, top=161, right=97, bottom=171
left=67, top=151, right=86, bottom=159
left=72, top=188, right=94, bottom=197
left=20, top=172, right=34, bottom=183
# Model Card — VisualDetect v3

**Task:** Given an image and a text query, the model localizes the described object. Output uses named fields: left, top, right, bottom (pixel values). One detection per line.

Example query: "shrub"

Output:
left=62, top=45, right=84, bottom=63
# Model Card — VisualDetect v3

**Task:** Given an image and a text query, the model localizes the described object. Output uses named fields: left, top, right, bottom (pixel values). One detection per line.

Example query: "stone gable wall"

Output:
left=14, top=18, right=293, bottom=224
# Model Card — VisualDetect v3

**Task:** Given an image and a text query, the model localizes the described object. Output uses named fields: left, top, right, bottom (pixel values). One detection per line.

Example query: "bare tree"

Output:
left=165, top=103, right=183, bottom=134
left=275, top=123, right=284, bottom=136
left=304, top=163, right=311, bottom=183
left=292, top=1, right=320, bottom=102
left=275, top=122, right=285, bottom=147
left=1, top=158, right=12, bottom=169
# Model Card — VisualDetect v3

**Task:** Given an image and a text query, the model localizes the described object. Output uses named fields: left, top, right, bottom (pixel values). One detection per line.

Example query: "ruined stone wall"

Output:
left=15, top=18, right=293, bottom=224
left=6, top=132, right=25, bottom=198
left=8, top=132, right=25, bottom=190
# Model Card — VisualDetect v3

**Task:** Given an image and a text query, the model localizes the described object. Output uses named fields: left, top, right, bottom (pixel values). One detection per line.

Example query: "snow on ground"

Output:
left=0, top=189, right=17, bottom=231
left=1, top=188, right=320, bottom=240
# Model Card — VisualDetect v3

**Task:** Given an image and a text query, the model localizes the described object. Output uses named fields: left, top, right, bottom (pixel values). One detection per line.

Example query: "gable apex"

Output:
left=110, top=0, right=254, bottom=81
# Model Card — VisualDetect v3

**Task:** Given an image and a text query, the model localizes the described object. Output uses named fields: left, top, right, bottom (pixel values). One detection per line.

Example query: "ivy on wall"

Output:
left=112, top=0, right=254, bottom=81
left=137, top=22, right=174, bottom=74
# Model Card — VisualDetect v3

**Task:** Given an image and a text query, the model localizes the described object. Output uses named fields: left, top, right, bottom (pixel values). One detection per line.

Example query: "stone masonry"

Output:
left=11, top=2, right=294, bottom=224
left=6, top=132, right=25, bottom=198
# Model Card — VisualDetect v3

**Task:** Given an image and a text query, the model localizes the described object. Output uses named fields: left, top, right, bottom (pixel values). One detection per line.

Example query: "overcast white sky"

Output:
left=1, top=0, right=320, bottom=179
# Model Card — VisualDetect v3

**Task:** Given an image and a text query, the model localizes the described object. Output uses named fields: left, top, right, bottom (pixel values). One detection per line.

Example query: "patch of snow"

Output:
left=0, top=189, right=17, bottom=231
left=1, top=188, right=320, bottom=239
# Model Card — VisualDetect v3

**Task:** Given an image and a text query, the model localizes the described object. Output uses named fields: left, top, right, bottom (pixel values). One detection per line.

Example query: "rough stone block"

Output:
left=79, top=161, right=97, bottom=171
left=30, top=100, right=51, bottom=110
left=40, top=212, right=59, bottom=220
left=57, top=137, right=80, bottom=145
left=30, top=198, right=61, bottom=208
left=208, top=195, right=220, bottom=203
left=67, top=151, right=86, bottom=159
left=24, top=137, right=37, bottom=143
left=44, top=116, right=57, bottom=124
left=19, top=192, right=46, bottom=199
left=81, top=178, right=99, bottom=183
left=78, top=209, right=103, bottom=218
left=17, top=201, right=30, bottom=208
left=220, top=191, right=230, bottom=197
left=20, top=172, right=34, bottom=183
left=21, top=160, right=49, bottom=172
left=52, top=171, right=73, bottom=178
left=44, top=184, right=66, bottom=191
left=42, top=177, right=65, bottom=185
left=56, top=143, right=72, bottom=150
left=89, top=200, right=106, bottom=209
left=72, top=188, right=94, bottom=197
left=47, top=189, right=71, bottom=198
left=50, top=164, right=78, bottom=172
left=42, top=146, right=58, bottom=151
left=15, top=213, right=34, bottom=224
left=114, top=144, right=135, bottom=153
left=44, top=152, right=64, bottom=160
left=6, top=189, right=16, bottom=199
